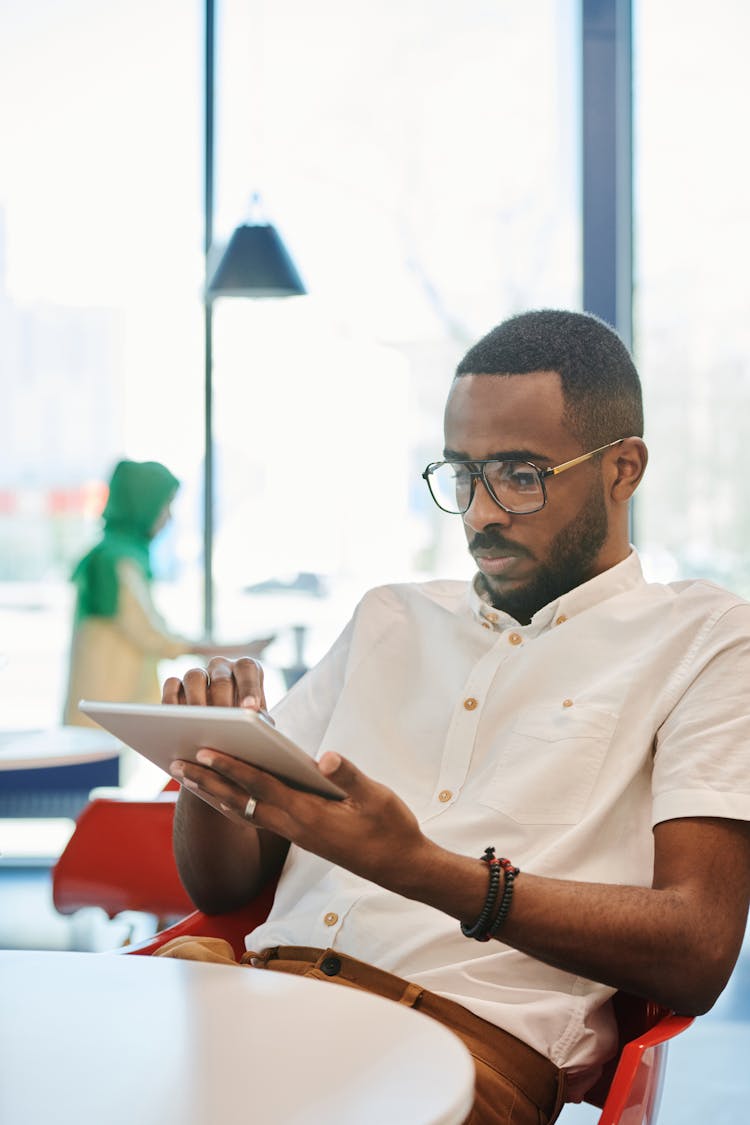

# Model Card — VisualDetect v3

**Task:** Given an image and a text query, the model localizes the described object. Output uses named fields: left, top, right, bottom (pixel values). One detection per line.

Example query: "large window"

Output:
left=209, top=0, right=580, bottom=672
left=0, top=0, right=580, bottom=726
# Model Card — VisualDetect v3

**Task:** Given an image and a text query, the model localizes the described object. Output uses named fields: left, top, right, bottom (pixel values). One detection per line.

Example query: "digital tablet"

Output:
left=78, top=700, right=346, bottom=800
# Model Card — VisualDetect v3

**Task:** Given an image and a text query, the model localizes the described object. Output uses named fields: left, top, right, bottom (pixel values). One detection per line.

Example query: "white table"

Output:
left=0, top=726, right=123, bottom=770
left=0, top=950, right=475, bottom=1125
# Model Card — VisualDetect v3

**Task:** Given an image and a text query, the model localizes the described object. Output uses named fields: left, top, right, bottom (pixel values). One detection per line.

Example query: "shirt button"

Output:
left=486, top=612, right=498, bottom=623
left=438, top=789, right=453, bottom=803
left=323, top=912, right=339, bottom=927
left=481, top=621, right=492, bottom=630
left=464, top=697, right=478, bottom=710
left=555, top=615, right=567, bottom=626
left=508, top=632, right=523, bottom=645
left=562, top=699, right=574, bottom=708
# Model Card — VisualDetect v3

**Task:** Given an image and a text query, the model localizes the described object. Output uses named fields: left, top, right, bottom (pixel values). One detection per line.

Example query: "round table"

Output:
left=0, top=950, right=475, bottom=1124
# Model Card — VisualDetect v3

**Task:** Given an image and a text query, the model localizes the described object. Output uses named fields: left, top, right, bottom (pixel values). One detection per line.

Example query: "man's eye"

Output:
left=500, top=464, right=538, bottom=491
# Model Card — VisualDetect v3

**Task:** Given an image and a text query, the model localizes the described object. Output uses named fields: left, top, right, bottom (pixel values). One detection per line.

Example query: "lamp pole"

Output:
left=203, top=0, right=215, bottom=637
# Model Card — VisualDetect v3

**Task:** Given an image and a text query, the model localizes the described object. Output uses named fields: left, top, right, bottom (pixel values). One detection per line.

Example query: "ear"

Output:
left=608, top=437, right=648, bottom=502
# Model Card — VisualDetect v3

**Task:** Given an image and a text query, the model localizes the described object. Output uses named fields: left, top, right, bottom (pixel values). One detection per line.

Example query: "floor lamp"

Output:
left=203, top=0, right=306, bottom=636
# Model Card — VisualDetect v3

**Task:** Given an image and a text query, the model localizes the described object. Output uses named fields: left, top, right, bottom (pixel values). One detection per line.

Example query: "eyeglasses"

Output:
left=422, top=439, right=624, bottom=516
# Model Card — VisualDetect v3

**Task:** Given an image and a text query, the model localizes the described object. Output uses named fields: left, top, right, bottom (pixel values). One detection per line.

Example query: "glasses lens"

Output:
left=426, top=463, right=472, bottom=513
left=485, top=461, right=544, bottom=513
left=425, top=461, right=546, bottom=514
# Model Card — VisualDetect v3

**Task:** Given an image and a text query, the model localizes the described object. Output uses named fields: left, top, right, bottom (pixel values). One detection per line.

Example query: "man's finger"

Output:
left=182, top=666, right=211, bottom=705
left=162, top=676, right=185, bottom=704
left=172, top=758, right=258, bottom=821
left=194, top=748, right=278, bottom=796
left=205, top=658, right=236, bottom=707
left=318, top=752, right=360, bottom=794
left=232, top=657, right=267, bottom=710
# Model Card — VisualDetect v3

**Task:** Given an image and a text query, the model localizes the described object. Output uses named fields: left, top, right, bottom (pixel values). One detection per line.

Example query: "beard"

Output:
left=475, top=479, right=609, bottom=624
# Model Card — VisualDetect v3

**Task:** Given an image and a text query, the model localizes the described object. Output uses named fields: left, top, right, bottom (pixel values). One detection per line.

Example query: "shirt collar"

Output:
left=468, top=548, right=645, bottom=633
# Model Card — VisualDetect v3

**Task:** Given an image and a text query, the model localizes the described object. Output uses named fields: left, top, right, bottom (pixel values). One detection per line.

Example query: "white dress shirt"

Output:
left=248, top=551, right=750, bottom=1088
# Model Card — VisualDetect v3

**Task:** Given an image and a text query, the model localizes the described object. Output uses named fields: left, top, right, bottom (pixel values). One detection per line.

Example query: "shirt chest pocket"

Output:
left=479, top=704, right=619, bottom=825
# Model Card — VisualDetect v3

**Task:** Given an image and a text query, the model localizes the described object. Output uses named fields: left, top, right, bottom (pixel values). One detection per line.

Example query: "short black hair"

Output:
left=455, top=309, right=643, bottom=447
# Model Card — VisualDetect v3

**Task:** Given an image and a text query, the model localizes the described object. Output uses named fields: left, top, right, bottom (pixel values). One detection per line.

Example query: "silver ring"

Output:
left=203, top=669, right=211, bottom=687
left=243, top=795, right=258, bottom=820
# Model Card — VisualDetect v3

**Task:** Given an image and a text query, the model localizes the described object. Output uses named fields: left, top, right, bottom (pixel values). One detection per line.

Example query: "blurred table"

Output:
left=0, top=726, right=123, bottom=770
left=0, top=727, right=123, bottom=818
left=0, top=951, right=475, bottom=1125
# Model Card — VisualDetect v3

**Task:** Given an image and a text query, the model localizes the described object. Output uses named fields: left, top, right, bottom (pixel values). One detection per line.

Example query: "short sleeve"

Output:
left=652, top=603, right=750, bottom=826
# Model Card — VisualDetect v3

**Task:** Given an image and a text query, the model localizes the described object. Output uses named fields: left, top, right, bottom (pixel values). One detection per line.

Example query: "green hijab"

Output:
left=72, top=460, right=180, bottom=621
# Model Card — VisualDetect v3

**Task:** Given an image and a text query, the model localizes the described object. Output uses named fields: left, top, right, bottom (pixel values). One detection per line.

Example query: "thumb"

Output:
left=318, top=751, right=363, bottom=792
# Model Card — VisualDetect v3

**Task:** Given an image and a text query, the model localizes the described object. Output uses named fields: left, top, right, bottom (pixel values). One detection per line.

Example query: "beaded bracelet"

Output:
left=460, top=846, right=520, bottom=943
left=459, top=850, right=501, bottom=941
left=488, top=854, right=520, bottom=937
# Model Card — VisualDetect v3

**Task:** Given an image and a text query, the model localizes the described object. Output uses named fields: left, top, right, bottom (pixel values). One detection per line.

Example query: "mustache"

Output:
left=469, top=531, right=532, bottom=557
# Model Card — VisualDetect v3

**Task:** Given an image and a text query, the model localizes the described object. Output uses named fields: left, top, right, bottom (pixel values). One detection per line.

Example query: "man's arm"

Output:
left=172, top=745, right=750, bottom=1016
left=164, top=658, right=290, bottom=913
left=172, top=788, right=289, bottom=914
left=433, top=814, right=750, bottom=1015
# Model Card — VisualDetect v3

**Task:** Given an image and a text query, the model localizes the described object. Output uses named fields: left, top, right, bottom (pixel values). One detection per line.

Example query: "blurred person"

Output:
left=63, top=459, right=272, bottom=728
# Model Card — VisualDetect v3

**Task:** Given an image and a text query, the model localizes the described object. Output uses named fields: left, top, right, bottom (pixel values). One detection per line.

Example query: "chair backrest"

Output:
left=52, top=792, right=194, bottom=919
left=585, top=992, right=694, bottom=1125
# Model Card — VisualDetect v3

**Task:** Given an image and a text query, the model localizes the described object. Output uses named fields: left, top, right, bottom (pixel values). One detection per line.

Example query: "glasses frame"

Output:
left=422, top=438, right=625, bottom=516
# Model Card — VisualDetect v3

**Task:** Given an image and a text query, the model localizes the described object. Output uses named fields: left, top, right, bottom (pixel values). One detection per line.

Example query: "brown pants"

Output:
left=155, top=938, right=567, bottom=1125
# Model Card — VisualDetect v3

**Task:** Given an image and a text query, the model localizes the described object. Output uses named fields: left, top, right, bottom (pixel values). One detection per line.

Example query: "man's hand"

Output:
left=169, top=749, right=433, bottom=898
left=165, top=658, right=288, bottom=915
left=162, top=656, right=269, bottom=712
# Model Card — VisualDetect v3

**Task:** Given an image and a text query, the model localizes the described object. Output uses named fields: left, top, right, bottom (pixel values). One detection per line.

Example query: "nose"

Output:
left=462, top=475, right=513, bottom=533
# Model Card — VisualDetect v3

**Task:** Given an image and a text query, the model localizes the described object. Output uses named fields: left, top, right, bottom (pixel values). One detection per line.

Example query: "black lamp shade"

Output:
left=206, top=223, right=306, bottom=299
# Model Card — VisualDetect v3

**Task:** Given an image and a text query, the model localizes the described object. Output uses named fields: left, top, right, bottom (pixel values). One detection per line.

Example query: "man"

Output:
left=165, top=310, right=750, bottom=1124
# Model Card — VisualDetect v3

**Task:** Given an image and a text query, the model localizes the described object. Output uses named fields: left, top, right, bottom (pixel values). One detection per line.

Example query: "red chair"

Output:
left=124, top=883, right=278, bottom=961
left=52, top=785, right=194, bottom=925
left=584, top=991, right=693, bottom=1124
left=123, top=898, right=693, bottom=1124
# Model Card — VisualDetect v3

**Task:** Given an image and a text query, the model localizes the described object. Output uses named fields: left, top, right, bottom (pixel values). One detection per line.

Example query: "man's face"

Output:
left=443, top=371, right=616, bottom=623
